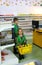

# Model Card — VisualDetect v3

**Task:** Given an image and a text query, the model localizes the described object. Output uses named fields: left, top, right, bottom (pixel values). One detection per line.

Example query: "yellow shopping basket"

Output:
left=17, top=44, right=32, bottom=55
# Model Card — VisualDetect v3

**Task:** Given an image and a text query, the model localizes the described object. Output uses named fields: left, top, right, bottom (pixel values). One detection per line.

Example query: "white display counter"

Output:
left=0, top=22, right=17, bottom=65
left=1, top=49, right=19, bottom=65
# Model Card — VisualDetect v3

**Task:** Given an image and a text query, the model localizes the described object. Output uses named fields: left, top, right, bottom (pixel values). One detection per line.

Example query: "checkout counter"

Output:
left=32, top=20, right=42, bottom=48
left=33, top=29, right=42, bottom=48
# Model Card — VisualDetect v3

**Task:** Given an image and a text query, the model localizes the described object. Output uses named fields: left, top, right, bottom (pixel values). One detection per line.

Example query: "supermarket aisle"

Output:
left=20, top=44, right=42, bottom=63
left=9, top=39, right=42, bottom=63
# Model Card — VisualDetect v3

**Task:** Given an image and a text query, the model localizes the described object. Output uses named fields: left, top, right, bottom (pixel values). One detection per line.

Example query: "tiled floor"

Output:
left=8, top=39, right=42, bottom=63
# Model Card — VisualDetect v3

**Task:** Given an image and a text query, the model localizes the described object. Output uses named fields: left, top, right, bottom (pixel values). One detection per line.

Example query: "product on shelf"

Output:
left=0, top=36, right=5, bottom=39
left=1, top=51, right=8, bottom=56
left=0, top=32, right=5, bottom=39
left=1, top=51, right=8, bottom=61
left=1, top=39, right=14, bottom=46
left=1, top=57, right=5, bottom=61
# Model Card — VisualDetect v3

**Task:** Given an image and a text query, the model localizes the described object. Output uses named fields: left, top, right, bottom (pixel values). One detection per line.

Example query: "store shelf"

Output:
left=21, top=27, right=32, bottom=29
left=0, top=16, right=14, bottom=18
left=0, top=25, right=14, bottom=32
left=24, top=32, right=32, bottom=36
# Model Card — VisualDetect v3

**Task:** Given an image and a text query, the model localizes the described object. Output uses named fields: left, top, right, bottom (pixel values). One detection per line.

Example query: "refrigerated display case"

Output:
left=0, top=17, right=19, bottom=65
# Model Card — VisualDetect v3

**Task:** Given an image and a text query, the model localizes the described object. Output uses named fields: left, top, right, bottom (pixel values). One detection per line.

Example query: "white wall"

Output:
left=31, top=6, right=42, bottom=14
left=0, top=6, right=42, bottom=15
left=0, top=0, right=42, bottom=15
left=0, top=6, right=32, bottom=15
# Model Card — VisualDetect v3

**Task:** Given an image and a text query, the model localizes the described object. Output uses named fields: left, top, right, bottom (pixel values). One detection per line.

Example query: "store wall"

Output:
left=0, top=0, right=42, bottom=15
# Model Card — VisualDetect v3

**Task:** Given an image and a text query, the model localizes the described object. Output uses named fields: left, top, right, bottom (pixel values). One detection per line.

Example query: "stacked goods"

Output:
left=0, top=35, right=5, bottom=39
left=17, top=44, right=32, bottom=55
left=1, top=39, right=14, bottom=46
left=0, top=32, right=5, bottom=39
left=0, top=31, right=14, bottom=46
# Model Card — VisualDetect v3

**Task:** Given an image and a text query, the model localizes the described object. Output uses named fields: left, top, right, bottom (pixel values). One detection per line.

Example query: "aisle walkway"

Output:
left=20, top=44, right=42, bottom=62
left=8, top=39, right=42, bottom=63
